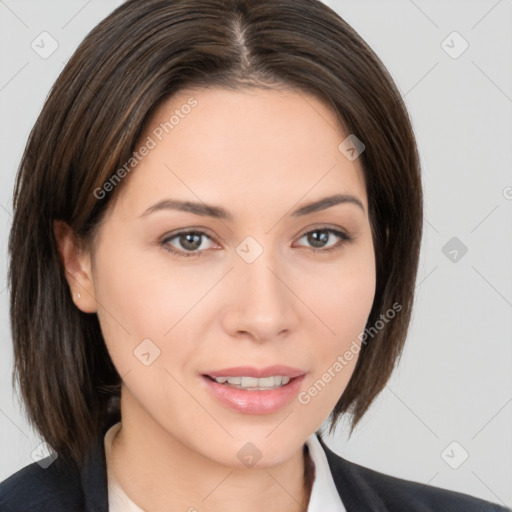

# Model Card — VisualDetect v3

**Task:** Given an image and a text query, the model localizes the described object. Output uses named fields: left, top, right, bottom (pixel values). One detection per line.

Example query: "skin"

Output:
left=55, top=86, right=376, bottom=512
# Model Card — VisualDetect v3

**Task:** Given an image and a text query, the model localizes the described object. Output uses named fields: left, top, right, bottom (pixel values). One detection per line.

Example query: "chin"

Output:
left=200, top=427, right=308, bottom=469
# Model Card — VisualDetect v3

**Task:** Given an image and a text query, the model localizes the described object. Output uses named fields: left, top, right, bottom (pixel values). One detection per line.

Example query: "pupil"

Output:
left=308, top=230, right=328, bottom=248
left=180, top=233, right=202, bottom=250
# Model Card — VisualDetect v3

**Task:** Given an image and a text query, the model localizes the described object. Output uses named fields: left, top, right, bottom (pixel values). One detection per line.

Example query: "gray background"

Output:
left=1, top=0, right=511, bottom=507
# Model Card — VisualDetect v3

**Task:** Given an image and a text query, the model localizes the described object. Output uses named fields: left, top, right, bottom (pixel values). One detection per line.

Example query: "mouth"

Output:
left=200, top=365, right=306, bottom=414
left=203, top=374, right=296, bottom=391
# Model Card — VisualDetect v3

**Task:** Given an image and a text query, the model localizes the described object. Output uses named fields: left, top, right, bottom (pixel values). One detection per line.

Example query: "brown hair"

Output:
left=9, top=0, right=422, bottom=467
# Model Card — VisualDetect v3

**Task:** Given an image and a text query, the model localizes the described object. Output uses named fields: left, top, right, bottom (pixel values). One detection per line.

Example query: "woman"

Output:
left=0, top=0, right=508, bottom=510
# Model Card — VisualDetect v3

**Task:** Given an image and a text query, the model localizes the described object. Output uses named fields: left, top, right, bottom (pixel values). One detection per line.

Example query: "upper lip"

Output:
left=203, top=365, right=306, bottom=379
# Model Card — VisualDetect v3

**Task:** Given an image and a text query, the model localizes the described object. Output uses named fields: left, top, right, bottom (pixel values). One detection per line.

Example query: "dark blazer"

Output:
left=1, top=413, right=509, bottom=511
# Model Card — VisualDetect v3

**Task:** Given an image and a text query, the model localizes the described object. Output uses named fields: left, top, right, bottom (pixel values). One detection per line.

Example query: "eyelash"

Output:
left=159, top=227, right=353, bottom=258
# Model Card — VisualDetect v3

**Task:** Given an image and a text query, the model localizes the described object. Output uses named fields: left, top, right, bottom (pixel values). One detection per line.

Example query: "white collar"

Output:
left=305, top=432, right=346, bottom=511
left=104, top=423, right=345, bottom=511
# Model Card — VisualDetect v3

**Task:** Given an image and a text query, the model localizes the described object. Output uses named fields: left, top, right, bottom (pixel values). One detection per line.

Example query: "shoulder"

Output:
left=0, top=456, right=83, bottom=512
left=318, top=436, right=510, bottom=512
left=0, top=411, right=118, bottom=512
left=344, top=460, right=509, bottom=511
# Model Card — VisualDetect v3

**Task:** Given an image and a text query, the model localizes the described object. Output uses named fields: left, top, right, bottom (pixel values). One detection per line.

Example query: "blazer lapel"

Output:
left=317, top=434, right=388, bottom=512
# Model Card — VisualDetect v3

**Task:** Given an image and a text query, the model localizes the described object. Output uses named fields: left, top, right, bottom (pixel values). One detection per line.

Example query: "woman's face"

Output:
left=85, top=86, right=375, bottom=467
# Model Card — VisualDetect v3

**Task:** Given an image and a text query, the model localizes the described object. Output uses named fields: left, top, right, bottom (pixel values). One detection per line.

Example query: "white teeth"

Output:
left=241, top=376, right=258, bottom=388
left=213, top=375, right=292, bottom=390
left=258, top=376, right=277, bottom=387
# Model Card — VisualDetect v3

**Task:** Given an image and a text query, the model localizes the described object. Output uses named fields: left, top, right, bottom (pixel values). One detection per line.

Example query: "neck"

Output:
left=108, top=387, right=313, bottom=512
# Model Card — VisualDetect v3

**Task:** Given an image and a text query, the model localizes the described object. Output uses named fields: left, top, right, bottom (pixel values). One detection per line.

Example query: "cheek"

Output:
left=307, top=267, right=374, bottom=376
left=93, top=239, right=211, bottom=332
left=91, top=242, right=190, bottom=370
left=91, top=245, right=205, bottom=421
left=294, top=241, right=375, bottom=415
left=298, top=239, right=376, bottom=343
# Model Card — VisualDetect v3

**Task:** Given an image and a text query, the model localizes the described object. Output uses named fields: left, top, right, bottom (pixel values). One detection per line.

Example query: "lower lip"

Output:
left=201, top=375, right=306, bottom=415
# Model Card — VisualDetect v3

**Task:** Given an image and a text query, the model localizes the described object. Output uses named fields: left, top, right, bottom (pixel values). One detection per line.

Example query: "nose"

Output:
left=221, top=252, right=299, bottom=343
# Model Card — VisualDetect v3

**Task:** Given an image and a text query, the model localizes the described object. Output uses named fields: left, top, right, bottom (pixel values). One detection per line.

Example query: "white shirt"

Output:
left=104, top=422, right=346, bottom=511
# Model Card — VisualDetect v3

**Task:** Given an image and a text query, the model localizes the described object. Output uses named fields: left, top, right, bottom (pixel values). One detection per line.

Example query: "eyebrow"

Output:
left=139, top=193, right=365, bottom=220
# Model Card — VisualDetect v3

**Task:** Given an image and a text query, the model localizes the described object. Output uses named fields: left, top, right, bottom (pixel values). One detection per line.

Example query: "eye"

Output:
left=160, top=226, right=353, bottom=258
left=160, top=230, right=218, bottom=257
left=294, top=227, right=352, bottom=253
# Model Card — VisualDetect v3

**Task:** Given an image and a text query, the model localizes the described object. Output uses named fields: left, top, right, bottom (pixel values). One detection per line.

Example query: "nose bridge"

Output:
left=223, top=240, right=297, bottom=341
left=243, top=255, right=283, bottom=307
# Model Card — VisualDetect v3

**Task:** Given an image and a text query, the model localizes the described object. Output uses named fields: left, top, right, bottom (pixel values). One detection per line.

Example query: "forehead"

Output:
left=112, top=86, right=368, bottom=218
